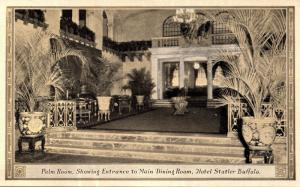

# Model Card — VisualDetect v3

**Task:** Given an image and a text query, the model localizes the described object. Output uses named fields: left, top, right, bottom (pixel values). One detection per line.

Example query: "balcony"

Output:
left=152, top=33, right=237, bottom=48
left=60, top=17, right=96, bottom=47
left=103, top=36, right=152, bottom=53
left=15, top=9, right=48, bottom=29
left=103, top=36, right=152, bottom=61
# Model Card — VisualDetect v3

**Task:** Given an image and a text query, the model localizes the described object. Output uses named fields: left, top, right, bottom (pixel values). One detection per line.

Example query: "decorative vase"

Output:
left=242, top=117, right=277, bottom=150
left=172, top=96, right=188, bottom=115
left=18, top=112, right=47, bottom=136
left=136, top=95, right=145, bottom=106
left=96, top=96, right=112, bottom=121
left=242, top=117, right=276, bottom=163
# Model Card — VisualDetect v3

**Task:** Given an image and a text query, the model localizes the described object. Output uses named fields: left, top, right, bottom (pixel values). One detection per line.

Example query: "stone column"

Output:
left=72, top=8, right=79, bottom=24
left=107, top=18, right=114, bottom=39
left=207, top=59, right=213, bottom=100
left=86, top=9, right=103, bottom=50
left=179, top=58, right=185, bottom=88
left=157, top=61, right=164, bottom=99
left=151, top=56, right=159, bottom=99
left=105, top=10, right=114, bottom=39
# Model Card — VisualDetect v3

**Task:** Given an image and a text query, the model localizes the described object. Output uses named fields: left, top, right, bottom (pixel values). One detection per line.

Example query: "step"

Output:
left=48, top=137, right=244, bottom=156
left=207, top=99, right=226, bottom=108
left=46, top=145, right=246, bottom=164
left=152, top=101, right=173, bottom=108
left=152, top=104, right=173, bottom=108
left=47, top=130, right=243, bottom=146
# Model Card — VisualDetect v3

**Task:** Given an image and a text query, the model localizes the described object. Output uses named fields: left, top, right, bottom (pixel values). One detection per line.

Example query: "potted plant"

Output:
left=91, top=57, right=121, bottom=121
left=214, top=10, right=286, bottom=155
left=125, top=68, right=155, bottom=107
left=96, top=81, right=112, bottom=121
left=171, top=88, right=189, bottom=115
left=15, top=31, right=87, bottom=135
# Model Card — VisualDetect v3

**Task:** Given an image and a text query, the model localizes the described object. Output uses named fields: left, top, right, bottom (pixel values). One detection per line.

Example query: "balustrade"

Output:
left=227, top=102, right=286, bottom=137
left=60, top=17, right=96, bottom=47
left=47, top=100, right=77, bottom=129
left=152, top=36, right=180, bottom=48
left=152, top=33, right=236, bottom=48
left=103, top=36, right=151, bottom=52
left=211, top=33, right=237, bottom=45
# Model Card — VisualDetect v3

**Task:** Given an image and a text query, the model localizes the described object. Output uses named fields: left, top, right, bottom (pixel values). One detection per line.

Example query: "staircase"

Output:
left=46, top=130, right=246, bottom=164
left=207, top=99, right=226, bottom=108
left=152, top=99, right=226, bottom=108
left=152, top=99, right=173, bottom=108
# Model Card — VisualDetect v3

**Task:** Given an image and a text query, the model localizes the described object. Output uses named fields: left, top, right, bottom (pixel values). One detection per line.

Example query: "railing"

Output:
left=103, top=36, right=152, bottom=52
left=60, top=30, right=96, bottom=48
left=152, top=36, right=180, bottom=48
left=15, top=9, right=48, bottom=29
left=227, top=102, right=286, bottom=137
left=211, top=33, right=237, bottom=45
left=60, top=17, right=96, bottom=47
left=152, top=33, right=237, bottom=48
left=47, top=100, right=77, bottom=129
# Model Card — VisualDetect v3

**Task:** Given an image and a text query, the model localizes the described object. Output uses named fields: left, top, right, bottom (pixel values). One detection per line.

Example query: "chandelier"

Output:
left=173, top=8, right=198, bottom=23
left=173, top=8, right=199, bottom=40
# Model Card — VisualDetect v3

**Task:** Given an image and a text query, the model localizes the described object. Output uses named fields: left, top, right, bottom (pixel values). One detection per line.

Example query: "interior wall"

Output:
left=113, top=9, right=175, bottom=42
left=107, top=57, right=151, bottom=96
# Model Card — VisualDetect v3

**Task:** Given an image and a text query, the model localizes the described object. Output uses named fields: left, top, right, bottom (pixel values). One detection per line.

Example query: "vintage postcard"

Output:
left=1, top=0, right=299, bottom=186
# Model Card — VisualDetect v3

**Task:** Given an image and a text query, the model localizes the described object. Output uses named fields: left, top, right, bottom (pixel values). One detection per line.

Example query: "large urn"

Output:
left=242, top=117, right=277, bottom=150
left=136, top=95, right=145, bottom=106
left=171, top=96, right=188, bottom=115
left=97, top=96, right=112, bottom=121
left=18, top=112, right=47, bottom=136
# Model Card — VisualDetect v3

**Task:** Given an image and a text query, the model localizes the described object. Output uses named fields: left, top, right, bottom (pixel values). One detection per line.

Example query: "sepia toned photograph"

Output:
left=3, top=2, right=296, bottom=185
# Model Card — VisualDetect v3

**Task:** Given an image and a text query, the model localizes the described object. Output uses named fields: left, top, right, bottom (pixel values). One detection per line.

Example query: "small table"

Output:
left=18, top=135, right=45, bottom=154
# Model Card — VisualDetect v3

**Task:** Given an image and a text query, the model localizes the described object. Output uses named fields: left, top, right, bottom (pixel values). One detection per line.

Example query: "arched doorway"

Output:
left=212, top=61, right=230, bottom=98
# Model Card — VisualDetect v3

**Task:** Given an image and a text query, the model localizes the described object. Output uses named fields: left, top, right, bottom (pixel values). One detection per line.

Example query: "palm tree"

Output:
left=15, top=31, right=88, bottom=112
left=212, top=9, right=286, bottom=118
left=125, top=68, right=155, bottom=97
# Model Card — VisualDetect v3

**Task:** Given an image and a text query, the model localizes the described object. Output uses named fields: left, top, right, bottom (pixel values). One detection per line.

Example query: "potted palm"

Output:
left=91, top=58, right=121, bottom=121
left=96, top=82, right=112, bottom=121
left=214, top=10, right=286, bottom=153
left=15, top=31, right=87, bottom=135
left=125, top=68, right=155, bottom=107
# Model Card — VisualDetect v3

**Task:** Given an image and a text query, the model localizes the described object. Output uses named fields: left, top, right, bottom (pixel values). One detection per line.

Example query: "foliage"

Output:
left=124, top=68, right=155, bottom=96
left=212, top=9, right=286, bottom=118
left=88, top=57, right=122, bottom=96
left=15, top=31, right=88, bottom=112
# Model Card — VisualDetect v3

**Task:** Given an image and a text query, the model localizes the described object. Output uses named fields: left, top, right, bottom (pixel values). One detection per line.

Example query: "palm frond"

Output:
left=15, top=30, right=88, bottom=111
left=214, top=9, right=287, bottom=118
